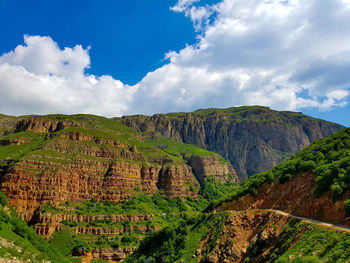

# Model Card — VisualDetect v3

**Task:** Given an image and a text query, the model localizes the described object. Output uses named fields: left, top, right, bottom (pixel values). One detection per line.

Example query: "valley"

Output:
left=0, top=107, right=349, bottom=263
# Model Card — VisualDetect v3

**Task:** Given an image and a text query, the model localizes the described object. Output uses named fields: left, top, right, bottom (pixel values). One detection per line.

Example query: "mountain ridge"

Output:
left=120, top=105, right=343, bottom=179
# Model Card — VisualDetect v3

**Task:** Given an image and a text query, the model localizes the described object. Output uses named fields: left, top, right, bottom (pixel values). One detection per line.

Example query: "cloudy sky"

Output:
left=0, top=0, right=350, bottom=126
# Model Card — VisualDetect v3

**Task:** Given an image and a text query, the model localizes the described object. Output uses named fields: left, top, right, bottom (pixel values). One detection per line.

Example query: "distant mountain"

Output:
left=120, top=106, right=343, bottom=179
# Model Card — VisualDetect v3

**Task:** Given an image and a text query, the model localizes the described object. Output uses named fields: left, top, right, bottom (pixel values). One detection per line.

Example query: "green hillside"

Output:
left=0, top=191, right=76, bottom=262
left=208, top=127, right=350, bottom=214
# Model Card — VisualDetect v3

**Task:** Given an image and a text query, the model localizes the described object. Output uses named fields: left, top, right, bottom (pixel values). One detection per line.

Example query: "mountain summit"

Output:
left=120, top=106, right=343, bottom=179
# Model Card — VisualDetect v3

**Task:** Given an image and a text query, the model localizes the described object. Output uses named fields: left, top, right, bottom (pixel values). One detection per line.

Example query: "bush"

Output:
left=344, top=199, right=350, bottom=217
left=0, top=191, right=7, bottom=206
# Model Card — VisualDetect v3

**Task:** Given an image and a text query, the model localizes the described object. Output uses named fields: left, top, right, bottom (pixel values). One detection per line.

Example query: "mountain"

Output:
left=0, top=111, right=347, bottom=263
left=212, top=127, right=350, bottom=225
left=120, top=106, right=343, bottom=179
left=0, top=114, right=238, bottom=262
left=126, top=127, right=350, bottom=263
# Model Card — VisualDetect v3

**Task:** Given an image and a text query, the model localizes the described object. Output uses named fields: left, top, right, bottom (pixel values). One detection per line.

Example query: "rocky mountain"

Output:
left=127, top=127, right=350, bottom=263
left=120, top=106, right=343, bottom=179
left=0, top=113, right=238, bottom=262
left=0, top=111, right=348, bottom=263
left=211, top=127, right=350, bottom=225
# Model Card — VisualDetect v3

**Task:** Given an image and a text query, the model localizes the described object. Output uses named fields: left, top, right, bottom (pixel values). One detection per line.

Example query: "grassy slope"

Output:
left=0, top=114, right=223, bottom=167
left=125, top=212, right=350, bottom=263
left=124, top=212, right=228, bottom=263
left=0, top=192, right=76, bottom=263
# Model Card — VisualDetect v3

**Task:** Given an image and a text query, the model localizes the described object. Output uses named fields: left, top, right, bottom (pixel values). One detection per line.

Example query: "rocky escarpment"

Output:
left=0, top=131, right=199, bottom=221
left=205, top=210, right=290, bottom=263
left=187, top=155, right=237, bottom=184
left=34, top=212, right=157, bottom=238
left=218, top=172, right=350, bottom=226
left=0, top=114, right=236, bottom=221
left=91, top=247, right=136, bottom=262
left=0, top=114, right=18, bottom=136
left=120, top=106, right=343, bottom=179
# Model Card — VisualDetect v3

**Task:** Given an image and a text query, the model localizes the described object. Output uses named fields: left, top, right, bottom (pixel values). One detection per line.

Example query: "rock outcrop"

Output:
left=187, top=155, right=237, bottom=184
left=120, top=106, right=343, bottom=179
left=218, top=172, right=350, bottom=226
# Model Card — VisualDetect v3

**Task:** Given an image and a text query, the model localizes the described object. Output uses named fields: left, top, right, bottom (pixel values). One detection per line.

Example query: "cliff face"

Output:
left=0, top=116, right=205, bottom=221
left=0, top=114, right=236, bottom=219
left=218, top=172, right=350, bottom=226
left=0, top=114, right=240, bottom=262
left=187, top=155, right=237, bottom=184
left=120, top=106, right=343, bottom=179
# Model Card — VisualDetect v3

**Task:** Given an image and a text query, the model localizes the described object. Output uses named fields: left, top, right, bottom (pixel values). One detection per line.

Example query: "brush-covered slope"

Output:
left=120, top=106, right=343, bottom=179
left=125, top=210, right=350, bottom=263
left=0, top=114, right=239, bottom=262
left=126, top=128, right=350, bottom=263
left=213, top=127, right=350, bottom=226
left=0, top=191, right=74, bottom=263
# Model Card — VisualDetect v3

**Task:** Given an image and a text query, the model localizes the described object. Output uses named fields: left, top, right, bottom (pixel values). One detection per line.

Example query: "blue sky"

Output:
left=0, top=0, right=349, bottom=127
left=0, top=0, right=197, bottom=84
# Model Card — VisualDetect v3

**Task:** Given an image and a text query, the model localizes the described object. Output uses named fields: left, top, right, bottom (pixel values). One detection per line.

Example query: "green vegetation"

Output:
left=200, top=176, right=238, bottom=201
left=49, top=230, right=90, bottom=255
left=208, top=128, right=350, bottom=213
left=0, top=131, right=45, bottom=161
left=0, top=113, right=224, bottom=169
left=145, top=137, right=214, bottom=159
left=40, top=194, right=206, bottom=216
left=0, top=191, right=74, bottom=262
left=126, top=213, right=350, bottom=263
left=125, top=212, right=228, bottom=263
left=154, top=105, right=330, bottom=125
left=39, top=195, right=210, bottom=253
left=257, top=219, right=350, bottom=262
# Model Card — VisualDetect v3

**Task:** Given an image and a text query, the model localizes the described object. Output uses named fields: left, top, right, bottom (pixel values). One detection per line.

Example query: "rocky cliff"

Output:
left=120, top=106, right=343, bottom=179
left=0, top=114, right=240, bottom=262
left=218, top=172, right=350, bottom=226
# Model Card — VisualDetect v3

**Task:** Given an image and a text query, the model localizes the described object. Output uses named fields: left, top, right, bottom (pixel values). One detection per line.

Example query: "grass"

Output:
left=266, top=220, right=350, bottom=262
left=40, top=194, right=206, bottom=216
left=0, top=191, right=74, bottom=262
left=124, top=212, right=228, bottom=263
left=0, top=132, right=45, bottom=160
left=145, top=137, right=215, bottom=159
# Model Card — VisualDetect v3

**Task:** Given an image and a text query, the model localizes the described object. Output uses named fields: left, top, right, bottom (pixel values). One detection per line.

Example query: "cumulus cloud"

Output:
left=1, top=0, right=350, bottom=117
left=0, top=35, right=135, bottom=116
left=132, top=0, right=350, bottom=114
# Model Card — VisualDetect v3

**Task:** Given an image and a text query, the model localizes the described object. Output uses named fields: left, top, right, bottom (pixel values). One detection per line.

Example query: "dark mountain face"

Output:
left=120, top=106, right=343, bottom=179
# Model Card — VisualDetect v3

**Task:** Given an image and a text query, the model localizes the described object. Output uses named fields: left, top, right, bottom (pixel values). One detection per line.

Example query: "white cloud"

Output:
left=132, top=0, right=350, bottom=114
left=1, top=0, right=350, bottom=117
left=0, top=35, right=135, bottom=116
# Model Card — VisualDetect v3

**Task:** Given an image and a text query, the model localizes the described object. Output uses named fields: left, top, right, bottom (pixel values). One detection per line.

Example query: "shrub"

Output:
left=344, top=199, right=350, bottom=217
left=0, top=191, right=7, bottom=206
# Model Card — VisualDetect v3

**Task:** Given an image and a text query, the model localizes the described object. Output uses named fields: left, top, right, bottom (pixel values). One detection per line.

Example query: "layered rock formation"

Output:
left=187, top=155, right=237, bottom=184
left=0, top=116, right=205, bottom=221
left=0, top=114, right=240, bottom=262
left=120, top=106, right=343, bottom=179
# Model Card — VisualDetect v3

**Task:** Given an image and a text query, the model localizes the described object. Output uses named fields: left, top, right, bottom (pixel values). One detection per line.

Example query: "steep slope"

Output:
left=120, top=106, right=343, bottom=179
left=0, top=114, right=238, bottom=262
left=213, top=127, right=350, bottom=226
left=125, top=210, right=350, bottom=263
left=0, top=191, right=73, bottom=263
left=126, top=127, right=350, bottom=263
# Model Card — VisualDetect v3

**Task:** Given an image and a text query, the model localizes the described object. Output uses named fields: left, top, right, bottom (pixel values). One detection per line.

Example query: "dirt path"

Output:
left=273, top=210, right=350, bottom=232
